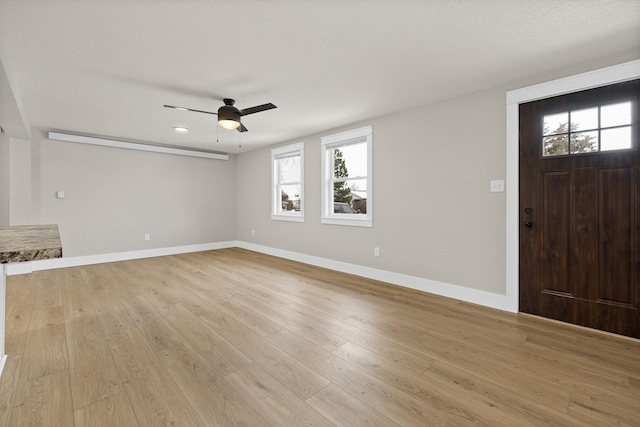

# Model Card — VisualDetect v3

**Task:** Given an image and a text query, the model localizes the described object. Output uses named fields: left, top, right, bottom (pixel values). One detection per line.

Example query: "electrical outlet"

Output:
left=144, top=233, right=150, bottom=241
left=490, top=180, right=505, bottom=192
left=252, top=229, right=256, bottom=236
left=374, top=247, right=380, bottom=256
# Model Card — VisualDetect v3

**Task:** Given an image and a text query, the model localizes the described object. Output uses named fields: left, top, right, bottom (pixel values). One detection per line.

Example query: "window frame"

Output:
left=321, top=126, right=373, bottom=227
left=271, top=142, right=304, bottom=222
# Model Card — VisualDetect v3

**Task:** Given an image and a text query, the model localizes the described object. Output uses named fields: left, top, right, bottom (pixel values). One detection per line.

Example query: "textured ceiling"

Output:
left=1, top=0, right=639, bottom=154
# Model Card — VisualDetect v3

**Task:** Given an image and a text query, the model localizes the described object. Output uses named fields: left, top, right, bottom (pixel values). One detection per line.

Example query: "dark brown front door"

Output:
left=519, top=79, right=640, bottom=338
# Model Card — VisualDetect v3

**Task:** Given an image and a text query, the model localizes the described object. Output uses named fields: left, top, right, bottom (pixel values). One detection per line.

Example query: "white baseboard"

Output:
left=0, top=355, right=6, bottom=378
left=6, top=262, right=32, bottom=275
left=5, top=239, right=515, bottom=313
left=236, top=241, right=516, bottom=313
left=6, top=241, right=237, bottom=275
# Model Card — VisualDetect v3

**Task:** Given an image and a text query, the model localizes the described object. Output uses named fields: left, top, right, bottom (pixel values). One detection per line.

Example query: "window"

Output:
left=272, top=142, right=304, bottom=222
left=542, top=100, right=634, bottom=156
left=321, top=126, right=372, bottom=227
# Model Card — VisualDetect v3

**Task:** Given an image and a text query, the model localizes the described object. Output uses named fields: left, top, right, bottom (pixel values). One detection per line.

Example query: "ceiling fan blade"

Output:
left=164, top=104, right=217, bottom=115
left=239, top=103, right=277, bottom=116
left=238, top=123, right=248, bottom=132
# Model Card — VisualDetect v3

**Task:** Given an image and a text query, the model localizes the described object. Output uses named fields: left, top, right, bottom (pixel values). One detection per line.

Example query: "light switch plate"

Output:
left=56, top=191, right=65, bottom=199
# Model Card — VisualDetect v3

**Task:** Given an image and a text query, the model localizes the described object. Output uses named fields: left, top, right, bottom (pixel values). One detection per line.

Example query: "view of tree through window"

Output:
left=331, top=142, right=367, bottom=213
left=543, top=101, right=633, bottom=156
left=543, top=121, right=598, bottom=155
left=333, top=149, right=352, bottom=206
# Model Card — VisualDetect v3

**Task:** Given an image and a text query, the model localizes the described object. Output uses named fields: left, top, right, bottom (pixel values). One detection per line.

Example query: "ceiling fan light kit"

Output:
left=218, top=119, right=240, bottom=130
left=217, top=102, right=241, bottom=130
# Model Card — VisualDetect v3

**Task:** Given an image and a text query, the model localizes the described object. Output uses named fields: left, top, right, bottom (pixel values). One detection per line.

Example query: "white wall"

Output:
left=9, top=138, right=31, bottom=225
left=34, top=138, right=237, bottom=257
left=236, top=86, right=507, bottom=294
left=0, top=132, right=8, bottom=225
left=0, top=134, right=31, bottom=226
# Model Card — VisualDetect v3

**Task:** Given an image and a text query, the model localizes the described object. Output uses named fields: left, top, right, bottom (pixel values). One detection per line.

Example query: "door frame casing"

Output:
left=505, top=59, right=640, bottom=313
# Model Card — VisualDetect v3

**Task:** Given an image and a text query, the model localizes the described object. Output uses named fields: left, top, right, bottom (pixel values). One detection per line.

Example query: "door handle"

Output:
left=524, top=221, right=533, bottom=228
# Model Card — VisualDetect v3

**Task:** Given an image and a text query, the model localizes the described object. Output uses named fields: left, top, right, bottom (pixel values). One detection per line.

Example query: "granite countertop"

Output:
left=0, top=224, right=62, bottom=264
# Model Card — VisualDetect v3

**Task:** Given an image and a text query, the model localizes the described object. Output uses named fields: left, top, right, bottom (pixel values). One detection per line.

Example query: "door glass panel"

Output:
left=543, top=135, right=568, bottom=156
left=601, top=101, right=632, bottom=127
left=541, top=100, right=634, bottom=157
left=601, top=127, right=632, bottom=151
left=570, top=107, right=598, bottom=131
left=570, top=131, right=598, bottom=154
left=543, top=112, right=569, bottom=136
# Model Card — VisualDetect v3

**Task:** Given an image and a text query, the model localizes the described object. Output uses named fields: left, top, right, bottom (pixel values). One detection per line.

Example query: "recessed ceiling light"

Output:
left=173, top=126, right=189, bottom=132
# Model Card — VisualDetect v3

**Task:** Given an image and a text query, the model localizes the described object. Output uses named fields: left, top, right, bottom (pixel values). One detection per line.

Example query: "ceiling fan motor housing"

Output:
left=218, top=105, right=240, bottom=122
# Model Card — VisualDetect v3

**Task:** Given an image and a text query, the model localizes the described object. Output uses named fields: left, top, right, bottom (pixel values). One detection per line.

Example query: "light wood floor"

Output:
left=1, top=248, right=638, bottom=426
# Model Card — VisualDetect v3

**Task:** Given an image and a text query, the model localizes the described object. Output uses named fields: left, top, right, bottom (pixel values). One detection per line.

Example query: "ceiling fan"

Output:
left=164, top=98, right=277, bottom=132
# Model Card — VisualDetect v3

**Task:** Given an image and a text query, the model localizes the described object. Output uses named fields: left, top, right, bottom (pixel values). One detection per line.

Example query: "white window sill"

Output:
left=321, top=216, right=372, bottom=227
left=272, top=214, right=305, bottom=223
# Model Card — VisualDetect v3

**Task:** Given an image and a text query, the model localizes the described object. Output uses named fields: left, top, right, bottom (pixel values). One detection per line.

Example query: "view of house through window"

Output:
left=543, top=100, right=633, bottom=156
left=272, top=143, right=304, bottom=222
left=278, top=155, right=301, bottom=211
left=321, top=126, right=372, bottom=227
